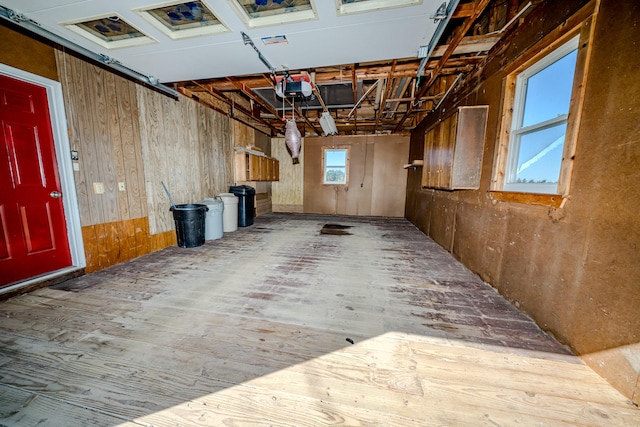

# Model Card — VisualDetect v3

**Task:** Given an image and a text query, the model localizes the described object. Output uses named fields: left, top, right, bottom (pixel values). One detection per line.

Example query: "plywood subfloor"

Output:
left=0, top=214, right=638, bottom=426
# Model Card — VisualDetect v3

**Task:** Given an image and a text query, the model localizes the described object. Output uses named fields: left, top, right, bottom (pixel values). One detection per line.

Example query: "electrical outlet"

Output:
left=93, top=182, right=105, bottom=194
left=118, top=182, right=126, bottom=191
left=73, top=162, right=80, bottom=171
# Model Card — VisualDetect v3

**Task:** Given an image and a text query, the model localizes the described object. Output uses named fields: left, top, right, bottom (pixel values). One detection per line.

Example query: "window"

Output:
left=229, top=0, right=316, bottom=28
left=323, top=148, right=348, bottom=185
left=502, top=36, right=579, bottom=194
left=64, top=15, right=155, bottom=49
left=490, top=21, right=594, bottom=205
left=336, top=0, right=421, bottom=16
left=137, top=1, right=229, bottom=40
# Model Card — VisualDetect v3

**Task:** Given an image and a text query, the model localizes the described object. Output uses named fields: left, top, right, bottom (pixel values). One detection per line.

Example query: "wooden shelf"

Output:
left=235, top=151, right=279, bottom=182
left=404, top=160, right=424, bottom=169
left=421, top=106, right=488, bottom=190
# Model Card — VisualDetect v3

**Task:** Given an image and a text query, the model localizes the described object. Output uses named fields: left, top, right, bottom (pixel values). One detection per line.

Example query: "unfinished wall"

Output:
left=304, top=135, right=408, bottom=217
left=272, top=137, right=305, bottom=213
left=405, top=0, right=640, bottom=403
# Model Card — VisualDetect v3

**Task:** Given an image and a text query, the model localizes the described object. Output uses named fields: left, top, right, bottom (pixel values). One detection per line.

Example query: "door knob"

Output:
left=50, top=191, right=62, bottom=198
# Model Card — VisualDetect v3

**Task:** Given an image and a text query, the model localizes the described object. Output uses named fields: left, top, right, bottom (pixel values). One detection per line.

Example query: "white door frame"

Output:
left=0, top=63, right=85, bottom=294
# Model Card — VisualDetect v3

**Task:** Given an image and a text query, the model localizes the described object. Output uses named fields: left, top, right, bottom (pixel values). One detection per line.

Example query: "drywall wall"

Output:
left=405, top=0, right=640, bottom=403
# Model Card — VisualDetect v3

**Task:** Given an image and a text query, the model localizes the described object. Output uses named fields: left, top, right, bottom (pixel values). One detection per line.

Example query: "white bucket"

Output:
left=217, top=193, right=238, bottom=232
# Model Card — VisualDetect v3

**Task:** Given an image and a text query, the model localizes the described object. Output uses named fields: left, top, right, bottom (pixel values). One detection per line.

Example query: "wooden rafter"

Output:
left=374, top=60, right=396, bottom=131
left=169, top=1, right=515, bottom=136
left=351, top=65, right=358, bottom=131
left=430, top=34, right=501, bottom=58
left=452, top=2, right=474, bottom=18
left=191, top=81, right=280, bottom=134
left=226, top=76, right=284, bottom=123
left=385, top=76, right=412, bottom=122
left=180, top=87, right=272, bottom=135
left=394, top=0, right=492, bottom=132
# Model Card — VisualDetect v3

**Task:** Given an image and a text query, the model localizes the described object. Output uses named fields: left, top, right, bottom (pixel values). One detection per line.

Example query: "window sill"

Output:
left=489, top=191, right=564, bottom=208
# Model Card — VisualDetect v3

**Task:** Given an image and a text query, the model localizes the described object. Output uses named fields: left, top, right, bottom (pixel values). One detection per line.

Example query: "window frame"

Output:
left=64, top=14, right=156, bottom=50
left=504, top=36, right=578, bottom=194
left=490, top=17, right=594, bottom=206
left=136, top=1, right=230, bottom=40
left=228, top=0, right=317, bottom=28
left=322, top=146, right=349, bottom=186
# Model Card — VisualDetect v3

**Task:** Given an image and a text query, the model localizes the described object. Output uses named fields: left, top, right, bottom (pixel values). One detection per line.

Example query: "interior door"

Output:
left=0, top=75, right=72, bottom=287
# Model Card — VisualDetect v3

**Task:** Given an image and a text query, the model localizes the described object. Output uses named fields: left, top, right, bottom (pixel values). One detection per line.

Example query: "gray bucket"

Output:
left=197, top=197, right=224, bottom=240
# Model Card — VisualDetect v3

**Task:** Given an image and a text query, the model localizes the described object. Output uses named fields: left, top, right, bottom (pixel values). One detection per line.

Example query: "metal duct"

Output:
left=0, top=6, right=179, bottom=99
left=373, top=78, right=384, bottom=111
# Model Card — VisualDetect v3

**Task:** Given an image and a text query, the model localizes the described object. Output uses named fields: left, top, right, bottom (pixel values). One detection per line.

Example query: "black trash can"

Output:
left=170, top=204, right=208, bottom=248
left=229, top=185, right=255, bottom=227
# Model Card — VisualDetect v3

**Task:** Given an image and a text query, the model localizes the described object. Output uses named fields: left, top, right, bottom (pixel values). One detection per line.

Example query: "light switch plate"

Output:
left=118, top=182, right=126, bottom=191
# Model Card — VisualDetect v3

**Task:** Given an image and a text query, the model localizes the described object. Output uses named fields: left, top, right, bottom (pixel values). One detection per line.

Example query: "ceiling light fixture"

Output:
left=319, top=111, right=338, bottom=136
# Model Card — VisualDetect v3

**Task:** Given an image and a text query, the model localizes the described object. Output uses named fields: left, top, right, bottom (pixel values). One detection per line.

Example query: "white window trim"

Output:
left=322, top=147, right=349, bottom=185
left=63, top=14, right=157, bottom=50
left=335, top=0, right=421, bottom=16
left=228, top=0, right=317, bottom=28
left=135, top=1, right=230, bottom=40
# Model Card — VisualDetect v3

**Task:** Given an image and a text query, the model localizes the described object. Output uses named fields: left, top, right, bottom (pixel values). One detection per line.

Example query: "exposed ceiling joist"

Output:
left=180, top=87, right=271, bottom=136
left=193, top=81, right=280, bottom=135
left=169, top=0, right=529, bottom=136
left=226, top=76, right=284, bottom=128
left=394, top=0, right=493, bottom=132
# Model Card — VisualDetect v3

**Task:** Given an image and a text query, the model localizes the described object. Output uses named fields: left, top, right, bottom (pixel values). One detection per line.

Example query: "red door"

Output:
left=0, top=75, right=71, bottom=287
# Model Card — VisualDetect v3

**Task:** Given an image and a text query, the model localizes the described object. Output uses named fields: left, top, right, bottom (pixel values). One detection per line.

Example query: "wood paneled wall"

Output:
left=55, top=50, right=234, bottom=268
left=137, top=87, right=233, bottom=234
left=81, top=219, right=175, bottom=273
left=55, top=51, right=146, bottom=226
left=232, top=119, right=255, bottom=148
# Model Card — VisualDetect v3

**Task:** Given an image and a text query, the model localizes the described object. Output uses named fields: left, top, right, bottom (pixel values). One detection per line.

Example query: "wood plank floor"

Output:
left=1, top=214, right=638, bottom=426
